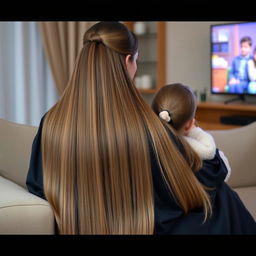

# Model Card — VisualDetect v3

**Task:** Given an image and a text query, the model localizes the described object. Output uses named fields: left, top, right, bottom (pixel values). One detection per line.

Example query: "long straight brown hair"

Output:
left=42, top=22, right=212, bottom=234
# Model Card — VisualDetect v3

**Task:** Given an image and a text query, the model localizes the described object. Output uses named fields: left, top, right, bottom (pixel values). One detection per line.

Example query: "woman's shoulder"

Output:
left=36, top=112, right=48, bottom=130
left=30, top=113, right=48, bottom=146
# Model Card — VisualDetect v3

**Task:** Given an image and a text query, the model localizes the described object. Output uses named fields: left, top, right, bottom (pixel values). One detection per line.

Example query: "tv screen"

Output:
left=211, top=22, right=256, bottom=95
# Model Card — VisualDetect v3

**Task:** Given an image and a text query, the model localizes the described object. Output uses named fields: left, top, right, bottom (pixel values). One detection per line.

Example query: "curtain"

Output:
left=39, top=22, right=96, bottom=95
left=0, top=22, right=58, bottom=126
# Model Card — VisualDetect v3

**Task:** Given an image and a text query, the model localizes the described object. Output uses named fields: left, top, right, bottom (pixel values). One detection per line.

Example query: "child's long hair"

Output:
left=42, top=22, right=212, bottom=234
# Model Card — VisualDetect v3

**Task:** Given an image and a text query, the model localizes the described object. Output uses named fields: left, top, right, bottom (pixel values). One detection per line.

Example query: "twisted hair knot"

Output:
left=83, top=32, right=103, bottom=45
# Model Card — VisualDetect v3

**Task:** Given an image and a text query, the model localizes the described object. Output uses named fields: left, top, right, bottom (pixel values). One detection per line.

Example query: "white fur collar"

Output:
left=184, top=127, right=216, bottom=160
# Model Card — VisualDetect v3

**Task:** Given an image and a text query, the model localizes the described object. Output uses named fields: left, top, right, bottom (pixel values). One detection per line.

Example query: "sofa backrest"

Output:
left=1, top=117, right=255, bottom=190
left=0, top=119, right=38, bottom=188
left=209, top=121, right=256, bottom=188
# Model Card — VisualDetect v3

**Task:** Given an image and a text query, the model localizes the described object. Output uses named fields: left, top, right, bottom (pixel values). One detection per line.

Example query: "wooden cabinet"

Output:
left=124, top=22, right=166, bottom=94
left=195, top=101, right=256, bottom=130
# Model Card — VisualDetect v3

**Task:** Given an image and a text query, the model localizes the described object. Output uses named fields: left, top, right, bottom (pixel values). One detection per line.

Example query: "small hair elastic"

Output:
left=159, top=110, right=171, bottom=123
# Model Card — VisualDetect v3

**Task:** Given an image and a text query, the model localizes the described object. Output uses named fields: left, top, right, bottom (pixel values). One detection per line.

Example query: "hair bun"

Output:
left=159, top=110, right=171, bottom=123
left=83, top=32, right=103, bottom=45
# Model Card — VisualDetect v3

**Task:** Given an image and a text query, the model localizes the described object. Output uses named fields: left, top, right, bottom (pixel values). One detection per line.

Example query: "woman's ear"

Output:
left=125, top=54, right=132, bottom=66
left=125, top=54, right=137, bottom=80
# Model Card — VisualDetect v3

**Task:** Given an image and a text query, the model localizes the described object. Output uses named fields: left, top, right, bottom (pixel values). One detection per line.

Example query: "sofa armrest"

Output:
left=0, top=176, right=55, bottom=234
left=208, top=122, right=256, bottom=188
left=234, top=186, right=256, bottom=221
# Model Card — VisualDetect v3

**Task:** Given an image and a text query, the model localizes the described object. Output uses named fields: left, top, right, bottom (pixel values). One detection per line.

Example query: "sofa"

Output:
left=0, top=118, right=255, bottom=234
left=0, top=118, right=54, bottom=234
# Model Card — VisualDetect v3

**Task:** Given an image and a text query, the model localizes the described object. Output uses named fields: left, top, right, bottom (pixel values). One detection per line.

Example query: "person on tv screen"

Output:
left=228, top=36, right=253, bottom=93
left=248, top=46, right=256, bottom=94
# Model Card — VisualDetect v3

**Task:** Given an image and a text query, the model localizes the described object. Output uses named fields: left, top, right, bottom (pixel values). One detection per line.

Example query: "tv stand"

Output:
left=196, top=101, right=256, bottom=130
left=224, top=95, right=245, bottom=104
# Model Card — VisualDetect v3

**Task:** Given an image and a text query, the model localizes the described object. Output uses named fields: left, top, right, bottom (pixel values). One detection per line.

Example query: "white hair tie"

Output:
left=159, top=110, right=171, bottom=123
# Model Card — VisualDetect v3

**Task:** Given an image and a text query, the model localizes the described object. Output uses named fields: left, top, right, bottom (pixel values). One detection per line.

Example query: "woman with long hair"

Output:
left=26, top=22, right=256, bottom=234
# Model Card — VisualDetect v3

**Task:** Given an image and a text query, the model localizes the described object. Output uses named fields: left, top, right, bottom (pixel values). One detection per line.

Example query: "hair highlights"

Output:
left=42, top=23, right=212, bottom=234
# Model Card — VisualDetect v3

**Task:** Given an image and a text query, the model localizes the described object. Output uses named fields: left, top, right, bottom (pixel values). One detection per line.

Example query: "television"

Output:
left=211, top=22, right=256, bottom=102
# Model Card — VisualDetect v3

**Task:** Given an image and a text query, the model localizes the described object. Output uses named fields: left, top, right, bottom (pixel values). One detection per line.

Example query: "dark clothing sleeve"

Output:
left=26, top=115, right=46, bottom=200
left=195, top=148, right=228, bottom=188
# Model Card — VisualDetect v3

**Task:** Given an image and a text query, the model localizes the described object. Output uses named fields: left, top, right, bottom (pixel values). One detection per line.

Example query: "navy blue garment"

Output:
left=151, top=147, right=256, bottom=234
left=26, top=116, right=256, bottom=234
left=26, top=115, right=46, bottom=200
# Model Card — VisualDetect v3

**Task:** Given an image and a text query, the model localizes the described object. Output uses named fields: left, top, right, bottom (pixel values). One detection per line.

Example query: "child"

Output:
left=228, top=36, right=253, bottom=93
left=152, top=83, right=231, bottom=182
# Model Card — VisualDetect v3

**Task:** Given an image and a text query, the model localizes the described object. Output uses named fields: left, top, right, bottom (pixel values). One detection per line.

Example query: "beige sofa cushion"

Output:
left=209, top=122, right=256, bottom=188
left=0, top=176, right=54, bottom=234
left=0, top=119, right=37, bottom=188
left=234, top=186, right=256, bottom=221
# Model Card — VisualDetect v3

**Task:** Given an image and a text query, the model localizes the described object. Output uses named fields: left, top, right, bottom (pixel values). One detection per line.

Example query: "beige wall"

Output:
left=166, top=22, right=216, bottom=92
left=166, top=21, right=234, bottom=103
left=143, top=21, right=256, bottom=105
